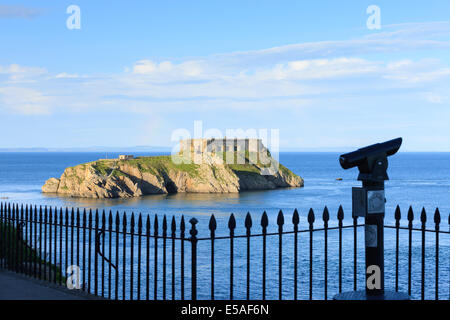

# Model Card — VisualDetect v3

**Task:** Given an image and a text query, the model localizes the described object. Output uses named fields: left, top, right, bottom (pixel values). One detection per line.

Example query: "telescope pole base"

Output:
left=333, top=290, right=410, bottom=300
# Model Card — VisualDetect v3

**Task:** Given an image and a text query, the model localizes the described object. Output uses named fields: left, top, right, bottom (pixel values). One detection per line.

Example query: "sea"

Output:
left=0, top=152, right=448, bottom=300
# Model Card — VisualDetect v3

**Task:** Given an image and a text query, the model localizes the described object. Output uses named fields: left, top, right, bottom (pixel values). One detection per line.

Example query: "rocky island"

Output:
left=42, top=139, right=303, bottom=199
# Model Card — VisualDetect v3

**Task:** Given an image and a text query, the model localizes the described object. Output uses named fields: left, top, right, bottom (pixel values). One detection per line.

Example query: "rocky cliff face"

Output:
left=42, top=154, right=304, bottom=199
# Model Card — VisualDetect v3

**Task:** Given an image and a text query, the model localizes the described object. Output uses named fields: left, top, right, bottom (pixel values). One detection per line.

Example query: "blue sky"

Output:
left=0, top=1, right=449, bottom=151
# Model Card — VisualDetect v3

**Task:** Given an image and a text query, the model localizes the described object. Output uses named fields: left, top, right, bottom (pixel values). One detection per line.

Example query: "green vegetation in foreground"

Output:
left=0, top=221, right=65, bottom=282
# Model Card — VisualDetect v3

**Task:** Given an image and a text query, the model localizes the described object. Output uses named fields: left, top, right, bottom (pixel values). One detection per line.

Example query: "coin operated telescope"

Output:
left=334, top=138, right=410, bottom=300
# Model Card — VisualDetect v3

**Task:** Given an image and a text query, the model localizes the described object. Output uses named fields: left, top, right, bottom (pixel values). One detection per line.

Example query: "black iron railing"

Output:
left=0, top=202, right=448, bottom=300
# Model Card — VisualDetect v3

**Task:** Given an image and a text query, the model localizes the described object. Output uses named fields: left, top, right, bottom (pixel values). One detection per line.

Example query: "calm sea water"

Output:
left=0, top=152, right=448, bottom=299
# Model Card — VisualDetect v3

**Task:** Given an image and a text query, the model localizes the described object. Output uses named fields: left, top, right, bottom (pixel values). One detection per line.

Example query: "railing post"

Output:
left=337, top=206, right=344, bottom=293
left=292, top=209, right=299, bottom=300
left=115, top=212, right=120, bottom=300
left=82, top=209, right=87, bottom=291
left=189, top=218, right=198, bottom=301
left=87, top=210, right=92, bottom=293
left=77, top=209, right=81, bottom=288
left=38, top=206, right=42, bottom=279
left=171, top=216, right=176, bottom=300
left=162, top=215, right=167, bottom=300
left=43, top=206, right=47, bottom=280
left=145, top=216, right=150, bottom=300
left=154, top=215, right=158, bottom=300
left=0, top=203, right=3, bottom=270
left=308, top=208, right=315, bottom=300
left=420, top=208, right=427, bottom=300
left=277, top=210, right=284, bottom=300
left=261, top=211, right=268, bottom=300
left=94, top=209, right=99, bottom=296
left=108, top=211, right=113, bottom=300
left=245, top=212, right=252, bottom=300
left=353, top=214, right=358, bottom=291
left=138, top=214, right=143, bottom=301
left=209, top=215, right=217, bottom=300
left=25, top=205, right=30, bottom=276
left=59, top=208, right=63, bottom=285
left=101, top=210, right=106, bottom=298
left=48, top=207, right=52, bottom=281
left=0, top=203, right=4, bottom=270
left=180, top=216, right=185, bottom=300
left=323, top=206, right=330, bottom=300
left=228, top=214, right=236, bottom=300
left=433, top=208, right=440, bottom=300
left=122, top=213, right=127, bottom=300
left=407, top=206, right=414, bottom=296
left=130, top=213, right=135, bottom=300
left=394, top=206, right=401, bottom=292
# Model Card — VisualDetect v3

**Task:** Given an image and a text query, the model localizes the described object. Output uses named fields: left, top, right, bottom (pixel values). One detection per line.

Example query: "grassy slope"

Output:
left=0, top=221, right=65, bottom=281
left=84, top=152, right=298, bottom=180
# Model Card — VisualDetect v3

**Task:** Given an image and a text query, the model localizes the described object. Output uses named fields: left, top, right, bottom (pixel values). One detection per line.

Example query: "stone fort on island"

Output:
left=180, top=138, right=268, bottom=156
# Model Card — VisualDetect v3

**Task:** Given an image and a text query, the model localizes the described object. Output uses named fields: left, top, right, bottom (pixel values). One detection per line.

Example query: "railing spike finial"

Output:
left=322, top=206, right=330, bottom=222
left=292, top=209, right=299, bottom=225
left=421, top=207, right=427, bottom=224
left=228, top=213, right=236, bottom=230
left=209, top=215, right=217, bottom=231
left=115, top=211, right=120, bottom=226
left=308, top=208, right=315, bottom=225
left=261, top=211, right=269, bottom=228
left=433, top=208, right=441, bottom=225
left=171, top=216, right=176, bottom=232
left=245, top=212, right=252, bottom=229
left=407, top=206, right=414, bottom=222
left=146, top=215, right=150, bottom=232
left=277, top=210, right=284, bottom=226
left=138, top=213, right=143, bottom=232
left=154, top=215, right=159, bottom=233
left=130, top=213, right=135, bottom=230
left=163, top=215, right=168, bottom=234
left=395, top=205, right=401, bottom=221
left=180, top=215, right=185, bottom=232
left=337, top=205, right=344, bottom=221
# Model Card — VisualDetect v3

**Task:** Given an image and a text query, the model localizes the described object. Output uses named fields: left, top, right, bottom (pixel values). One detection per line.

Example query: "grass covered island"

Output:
left=42, top=152, right=303, bottom=199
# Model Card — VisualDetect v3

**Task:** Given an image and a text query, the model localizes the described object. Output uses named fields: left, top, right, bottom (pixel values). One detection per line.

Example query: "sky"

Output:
left=0, top=1, right=450, bottom=151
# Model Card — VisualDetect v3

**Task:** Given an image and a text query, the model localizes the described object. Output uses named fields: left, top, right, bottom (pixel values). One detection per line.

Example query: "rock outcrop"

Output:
left=42, top=154, right=303, bottom=199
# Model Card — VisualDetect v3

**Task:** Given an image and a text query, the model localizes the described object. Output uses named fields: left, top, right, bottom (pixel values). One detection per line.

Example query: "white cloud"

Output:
left=0, top=87, right=51, bottom=115
left=132, top=59, right=203, bottom=78
left=0, top=5, right=43, bottom=19
left=2, top=21, right=450, bottom=118
left=0, top=64, right=47, bottom=83
left=54, top=72, right=79, bottom=79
